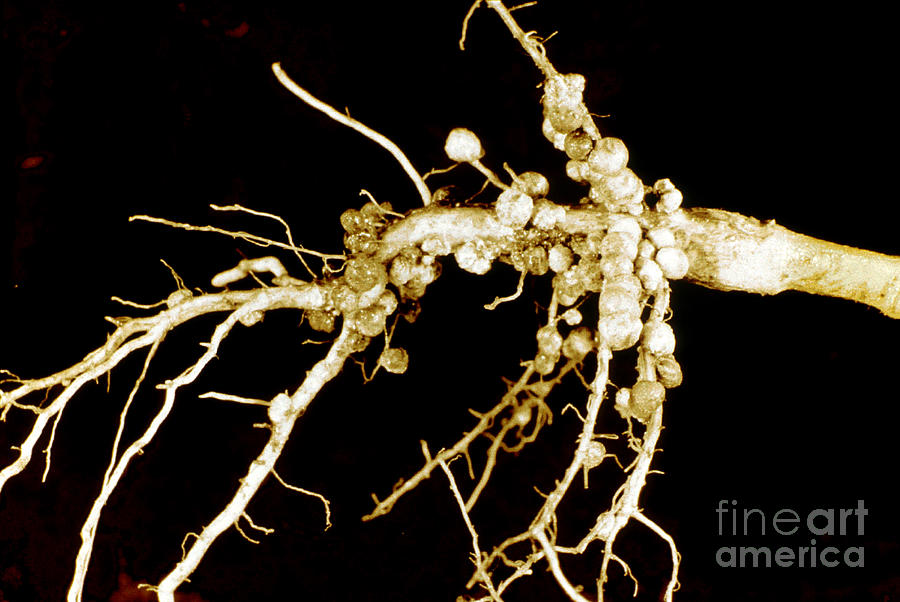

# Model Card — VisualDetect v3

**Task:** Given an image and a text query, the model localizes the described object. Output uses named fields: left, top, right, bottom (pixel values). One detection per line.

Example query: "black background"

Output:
left=3, top=1, right=899, bottom=600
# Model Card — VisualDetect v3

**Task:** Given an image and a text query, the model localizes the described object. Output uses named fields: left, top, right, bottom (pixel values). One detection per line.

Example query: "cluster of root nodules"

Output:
left=0, top=43, right=686, bottom=602
left=361, top=72, right=686, bottom=601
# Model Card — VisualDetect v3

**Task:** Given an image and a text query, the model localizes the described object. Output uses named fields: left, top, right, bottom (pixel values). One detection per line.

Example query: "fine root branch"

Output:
left=270, top=62, right=432, bottom=208
left=439, top=457, right=501, bottom=601
left=272, top=469, right=333, bottom=531
left=155, top=323, right=362, bottom=602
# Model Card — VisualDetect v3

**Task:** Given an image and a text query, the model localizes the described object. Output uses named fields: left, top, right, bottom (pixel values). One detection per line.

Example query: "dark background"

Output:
left=2, top=1, right=899, bottom=600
